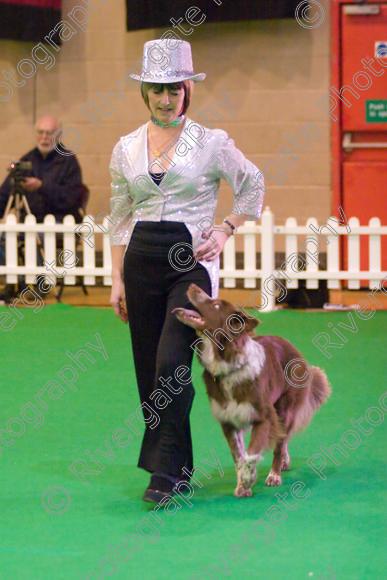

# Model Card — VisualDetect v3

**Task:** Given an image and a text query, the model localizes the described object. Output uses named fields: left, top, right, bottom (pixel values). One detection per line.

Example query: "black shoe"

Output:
left=0, top=284, right=17, bottom=304
left=179, top=467, right=192, bottom=484
left=142, top=474, right=179, bottom=504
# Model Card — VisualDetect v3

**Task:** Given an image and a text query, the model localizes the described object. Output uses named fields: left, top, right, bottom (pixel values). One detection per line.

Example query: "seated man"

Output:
left=0, top=116, right=84, bottom=302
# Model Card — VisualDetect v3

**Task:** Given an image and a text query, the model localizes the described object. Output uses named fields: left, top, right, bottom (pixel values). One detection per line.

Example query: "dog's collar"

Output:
left=210, top=361, right=248, bottom=381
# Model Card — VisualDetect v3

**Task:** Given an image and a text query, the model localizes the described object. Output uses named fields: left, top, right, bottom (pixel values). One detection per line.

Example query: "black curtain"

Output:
left=126, top=0, right=302, bottom=31
left=0, top=0, right=62, bottom=42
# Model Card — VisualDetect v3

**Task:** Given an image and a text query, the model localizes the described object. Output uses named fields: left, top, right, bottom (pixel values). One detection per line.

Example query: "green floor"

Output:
left=0, top=304, right=385, bottom=580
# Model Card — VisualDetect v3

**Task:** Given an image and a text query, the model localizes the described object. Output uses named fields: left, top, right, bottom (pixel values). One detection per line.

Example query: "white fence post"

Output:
left=63, top=215, right=76, bottom=285
left=244, top=220, right=256, bottom=289
left=103, top=217, right=112, bottom=287
left=43, top=215, right=57, bottom=285
left=260, top=206, right=275, bottom=312
left=348, top=217, right=360, bottom=289
left=25, top=214, right=38, bottom=284
left=369, top=217, right=381, bottom=288
left=327, top=218, right=340, bottom=289
left=285, top=217, right=298, bottom=289
left=305, top=217, right=319, bottom=289
left=83, top=235, right=96, bottom=287
left=223, top=235, right=236, bottom=288
left=5, top=214, right=18, bottom=284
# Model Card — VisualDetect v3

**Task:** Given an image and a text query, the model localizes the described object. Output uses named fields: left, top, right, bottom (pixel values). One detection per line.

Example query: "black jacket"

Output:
left=0, top=146, right=83, bottom=222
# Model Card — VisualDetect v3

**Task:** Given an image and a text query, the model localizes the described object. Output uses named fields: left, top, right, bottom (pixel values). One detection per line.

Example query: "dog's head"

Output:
left=172, top=284, right=260, bottom=372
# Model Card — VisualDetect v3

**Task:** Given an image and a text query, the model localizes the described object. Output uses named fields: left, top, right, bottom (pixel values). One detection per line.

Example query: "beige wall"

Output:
left=0, top=0, right=331, bottom=228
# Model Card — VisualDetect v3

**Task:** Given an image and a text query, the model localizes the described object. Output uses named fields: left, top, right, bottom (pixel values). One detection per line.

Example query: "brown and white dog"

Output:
left=173, top=284, right=331, bottom=498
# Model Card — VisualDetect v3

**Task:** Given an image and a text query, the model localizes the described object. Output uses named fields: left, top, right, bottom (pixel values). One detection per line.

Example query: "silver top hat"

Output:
left=128, top=39, right=206, bottom=84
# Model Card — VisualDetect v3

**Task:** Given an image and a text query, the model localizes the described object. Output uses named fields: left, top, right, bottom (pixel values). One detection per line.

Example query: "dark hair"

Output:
left=140, top=80, right=194, bottom=116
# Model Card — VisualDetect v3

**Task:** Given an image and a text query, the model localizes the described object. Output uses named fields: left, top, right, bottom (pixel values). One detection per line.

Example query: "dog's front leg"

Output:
left=240, top=421, right=271, bottom=495
left=220, top=423, right=248, bottom=498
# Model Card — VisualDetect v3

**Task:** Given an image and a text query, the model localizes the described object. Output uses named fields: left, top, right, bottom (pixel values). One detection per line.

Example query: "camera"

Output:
left=8, top=161, right=33, bottom=181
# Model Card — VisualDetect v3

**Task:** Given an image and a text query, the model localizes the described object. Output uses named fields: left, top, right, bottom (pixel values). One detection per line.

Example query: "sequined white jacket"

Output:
left=108, top=117, right=265, bottom=297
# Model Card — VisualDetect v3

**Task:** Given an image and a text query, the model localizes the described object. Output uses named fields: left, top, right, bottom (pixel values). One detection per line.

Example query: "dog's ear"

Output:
left=244, top=316, right=260, bottom=334
left=227, top=313, right=260, bottom=335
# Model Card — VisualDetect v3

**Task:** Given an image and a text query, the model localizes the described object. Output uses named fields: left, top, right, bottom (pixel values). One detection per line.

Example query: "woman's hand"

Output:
left=194, top=229, right=230, bottom=262
left=110, top=276, right=128, bottom=323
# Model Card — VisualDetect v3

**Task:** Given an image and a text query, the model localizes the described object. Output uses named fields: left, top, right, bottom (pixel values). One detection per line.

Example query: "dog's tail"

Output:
left=293, top=366, right=331, bottom=433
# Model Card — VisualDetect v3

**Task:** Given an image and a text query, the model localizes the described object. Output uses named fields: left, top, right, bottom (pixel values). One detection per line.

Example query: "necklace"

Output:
left=151, top=115, right=185, bottom=128
left=148, top=126, right=181, bottom=158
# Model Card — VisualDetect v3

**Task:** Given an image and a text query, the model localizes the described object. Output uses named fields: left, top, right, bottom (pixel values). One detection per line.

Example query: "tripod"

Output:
left=1, top=174, right=45, bottom=294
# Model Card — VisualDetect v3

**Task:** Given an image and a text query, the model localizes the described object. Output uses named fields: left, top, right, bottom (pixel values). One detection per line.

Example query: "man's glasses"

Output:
left=36, top=130, right=55, bottom=136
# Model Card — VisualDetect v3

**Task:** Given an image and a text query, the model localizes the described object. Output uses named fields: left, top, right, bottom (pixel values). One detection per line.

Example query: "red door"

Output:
left=340, top=2, right=387, bottom=274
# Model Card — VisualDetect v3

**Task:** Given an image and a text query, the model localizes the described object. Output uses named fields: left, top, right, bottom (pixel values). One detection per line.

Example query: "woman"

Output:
left=109, top=39, right=265, bottom=503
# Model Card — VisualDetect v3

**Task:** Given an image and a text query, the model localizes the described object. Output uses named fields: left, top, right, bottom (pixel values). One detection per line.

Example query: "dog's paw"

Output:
left=240, top=460, right=258, bottom=489
left=234, top=485, right=252, bottom=498
left=265, top=470, right=282, bottom=487
left=240, top=472, right=256, bottom=489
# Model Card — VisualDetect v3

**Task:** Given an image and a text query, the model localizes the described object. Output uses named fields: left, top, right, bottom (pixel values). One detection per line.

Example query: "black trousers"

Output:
left=123, top=221, right=212, bottom=478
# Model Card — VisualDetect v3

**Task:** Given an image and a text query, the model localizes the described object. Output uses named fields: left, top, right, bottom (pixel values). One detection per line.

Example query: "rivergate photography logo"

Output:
left=295, top=0, right=325, bottom=29
left=41, top=485, right=71, bottom=515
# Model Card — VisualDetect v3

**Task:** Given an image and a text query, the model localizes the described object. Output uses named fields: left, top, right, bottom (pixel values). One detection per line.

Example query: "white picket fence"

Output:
left=0, top=207, right=386, bottom=311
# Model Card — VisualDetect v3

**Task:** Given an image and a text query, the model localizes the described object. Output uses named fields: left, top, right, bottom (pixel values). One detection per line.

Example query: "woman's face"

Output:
left=147, top=83, right=185, bottom=123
